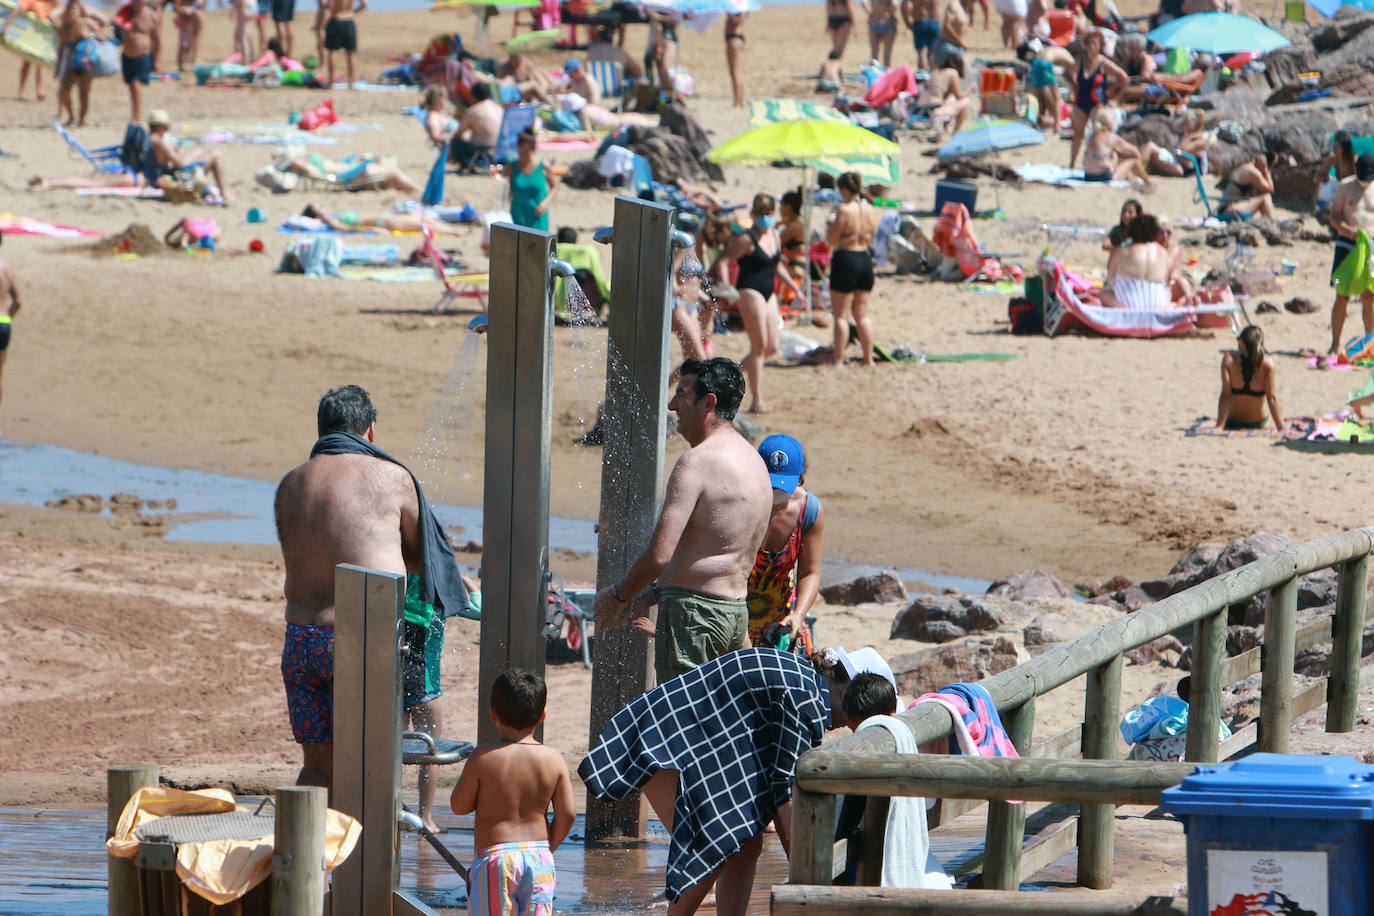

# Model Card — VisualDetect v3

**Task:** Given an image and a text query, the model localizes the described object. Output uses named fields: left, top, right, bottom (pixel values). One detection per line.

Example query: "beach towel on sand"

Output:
left=1332, top=228, right=1374, bottom=298
left=580, top=649, right=828, bottom=902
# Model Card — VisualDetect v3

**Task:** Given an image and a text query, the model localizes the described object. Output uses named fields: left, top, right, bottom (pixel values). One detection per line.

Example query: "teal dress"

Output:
left=510, top=159, right=550, bottom=231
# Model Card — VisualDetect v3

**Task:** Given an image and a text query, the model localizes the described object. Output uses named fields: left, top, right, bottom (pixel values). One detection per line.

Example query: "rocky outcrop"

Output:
left=889, top=635, right=1025, bottom=694
left=890, top=594, right=1006, bottom=642
left=821, top=570, right=908, bottom=606
left=986, top=570, right=1072, bottom=601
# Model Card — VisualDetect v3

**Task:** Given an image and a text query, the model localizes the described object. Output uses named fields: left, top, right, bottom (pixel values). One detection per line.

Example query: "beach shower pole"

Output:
left=587, top=196, right=677, bottom=842
left=478, top=222, right=563, bottom=746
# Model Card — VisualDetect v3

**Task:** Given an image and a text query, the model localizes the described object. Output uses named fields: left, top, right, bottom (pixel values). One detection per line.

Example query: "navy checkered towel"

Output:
left=579, top=648, right=829, bottom=901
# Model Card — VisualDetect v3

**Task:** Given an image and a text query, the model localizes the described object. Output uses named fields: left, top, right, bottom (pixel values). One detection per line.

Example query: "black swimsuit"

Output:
left=737, top=232, right=781, bottom=298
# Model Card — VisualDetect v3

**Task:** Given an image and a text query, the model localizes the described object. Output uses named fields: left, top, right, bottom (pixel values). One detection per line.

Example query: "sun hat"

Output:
left=146, top=109, right=171, bottom=127
left=758, top=433, right=804, bottom=493
left=833, top=646, right=898, bottom=692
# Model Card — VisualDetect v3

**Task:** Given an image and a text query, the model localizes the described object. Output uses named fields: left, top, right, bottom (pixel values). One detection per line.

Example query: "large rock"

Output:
left=890, top=635, right=1024, bottom=695
left=985, top=570, right=1071, bottom=601
left=1124, top=634, right=1185, bottom=667
left=821, top=570, right=908, bottom=606
left=1170, top=544, right=1222, bottom=580
left=891, top=594, right=1006, bottom=642
left=1201, top=532, right=1295, bottom=579
left=1298, top=568, right=1338, bottom=610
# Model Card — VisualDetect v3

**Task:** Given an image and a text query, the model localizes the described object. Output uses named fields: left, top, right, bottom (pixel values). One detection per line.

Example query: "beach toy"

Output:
left=288, top=110, right=301, bottom=124
left=297, top=98, right=338, bottom=131
left=249, top=239, right=265, bottom=252
left=197, top=236, right=216, bottom=251
left=1280, top=259, right=1298, bottom=276
left=247, top=206, right=266, bottom=223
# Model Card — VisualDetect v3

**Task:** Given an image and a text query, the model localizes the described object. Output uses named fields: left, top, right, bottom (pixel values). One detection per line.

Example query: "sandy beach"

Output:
left=0, top=0, right=1369, bottom=874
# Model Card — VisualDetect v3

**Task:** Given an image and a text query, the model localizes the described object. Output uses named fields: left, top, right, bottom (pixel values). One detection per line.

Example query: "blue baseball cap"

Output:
left=564, top=58, right=582, bottom=72
left=759, top=434, right=805, bottom=493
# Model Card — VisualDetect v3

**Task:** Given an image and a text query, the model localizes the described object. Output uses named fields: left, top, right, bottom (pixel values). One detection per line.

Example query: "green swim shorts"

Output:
left=654, top=586, right=747, bottom=684
left=403, top=573, right=444, bottom=707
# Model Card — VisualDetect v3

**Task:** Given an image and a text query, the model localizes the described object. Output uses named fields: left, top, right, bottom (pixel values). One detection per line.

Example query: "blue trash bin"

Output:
left=1160, top=753, right=1374, bottom=916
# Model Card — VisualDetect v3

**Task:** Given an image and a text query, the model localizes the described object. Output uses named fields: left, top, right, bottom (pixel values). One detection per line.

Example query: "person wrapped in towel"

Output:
left=579, top=648, right=836, bottom=916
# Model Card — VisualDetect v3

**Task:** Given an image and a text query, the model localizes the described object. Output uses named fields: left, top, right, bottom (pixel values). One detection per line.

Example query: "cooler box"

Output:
left=934, top=179, right=978, bottom=217
left=1160, top=753, right=1374, bottom=916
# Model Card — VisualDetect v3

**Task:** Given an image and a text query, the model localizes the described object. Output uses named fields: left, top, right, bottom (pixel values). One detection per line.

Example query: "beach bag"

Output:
left=90, top=40, right=121, bottom=78
left=548, top=109, right=581, bottom=133
left=1007, top=297, right=1042, bottom=334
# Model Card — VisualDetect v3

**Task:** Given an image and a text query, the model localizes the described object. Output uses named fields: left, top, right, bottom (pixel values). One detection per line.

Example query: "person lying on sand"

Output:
left=298, top=202, right=467, bottom=235
left=280, top=151, right=421, bottom=194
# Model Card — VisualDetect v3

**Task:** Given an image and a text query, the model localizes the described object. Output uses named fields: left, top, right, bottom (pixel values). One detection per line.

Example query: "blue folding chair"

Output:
left=54, top=122, right=125, bottom=176
left=1177, top=150, right=1248, bottom=222
left=587, top=58, right=631, bottom=113
left=452, top=104, right=539, bottom=172
left=631, top=155, right=700, bottom=212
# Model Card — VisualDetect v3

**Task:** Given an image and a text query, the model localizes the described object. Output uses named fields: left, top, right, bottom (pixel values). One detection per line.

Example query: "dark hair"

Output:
left=471, top=81, right=492, bottom=102
left=1120, top=198, right=1142, bottom=225
left=677, top=357, right=746, bottom=420
left=1127, top=213, right=1161, bottom=246
left=750, top=192, right=776, bottom=217
left=556, top=226, right=577, bottom=244
left=1336, top=129, right=1353, bottom=159
left=781, top=190, right=802, bottom=213
left=1238, top=324, right=1264, bottom=389
left=302, top=203, right=320, bottom=220
left=317, top=385, right=376, bottom=437
left=1107, top=223, right=1128, bottom=248
left=838, top=171, right=862, bottom=196
left=810, top=649, right=847, bottom=682
left=842, top=673, right=897, bottom=724
left=490, top=669, right=546, bottom=729
left=517, top=128, right=537, bottom=147
left=267, top=36, right=284, bottom=56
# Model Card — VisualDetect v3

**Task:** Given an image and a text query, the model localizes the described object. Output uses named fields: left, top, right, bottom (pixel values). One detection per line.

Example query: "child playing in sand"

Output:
left=451, top=670, right=575, bottom=916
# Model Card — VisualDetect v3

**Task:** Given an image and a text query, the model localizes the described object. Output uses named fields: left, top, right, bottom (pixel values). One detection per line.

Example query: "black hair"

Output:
left=781, top=190, right=802, bottom=213
left=317, top=385, right=376, bottom=437
left=1107, top=223, right=1128, bottom=248
left=556, top=226, right=577, bottom=244
left=1120, top=198, right=1143, bottom=225
left=471, top=81, right=491, bottom=102
left=267, top=36, right=284, bottom=56
left=1127, top=213, right=1161, bottom=246
left=1335, top=129, right=1353, bottom=159
left=518, top=128, right=537, bottom=147
left=842, top=673, right=897, bottom=723
left=302, top=203, right=320, bottom=220
left=490, top=669, right=546, bottom=730
left=677, top=357, right=746, bottom=420
left=838, top=172, right=862, bottom=196
left=1238, top=324, right=1264, bottom=390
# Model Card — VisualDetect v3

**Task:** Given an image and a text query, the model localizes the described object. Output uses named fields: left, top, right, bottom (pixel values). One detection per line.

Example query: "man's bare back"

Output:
left=450, top=739, right=575, bottom=850
left=274, top=453, right=419, bottom=626
left=458, top=98, right=502, bottom=147
left=324, top=0, right=356, bottom=19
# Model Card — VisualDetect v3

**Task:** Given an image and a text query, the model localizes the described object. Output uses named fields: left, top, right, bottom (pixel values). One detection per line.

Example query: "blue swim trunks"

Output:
left=282, top=624, right=334, bottom=744
left=912, top=19, right=940, bottom=51
left=121, top=52, right=153, bottom=85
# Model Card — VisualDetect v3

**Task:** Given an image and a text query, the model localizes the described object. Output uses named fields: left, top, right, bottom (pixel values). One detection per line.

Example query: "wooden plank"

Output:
left=1292, top=679, right=1327, bottom=721
left=1019, top=818, right=1078, bottom=883
left=1185, top=610, right=1226, bottom=763
left=983, top=696, right=1034, bottom=890
left=361, top=571, right=405, bottom=907
left=271, top=787, right=327, bottom=916
left=858, top=798, right=891, bottom=886
left=1079, top=655, right=1121, bottom=890
left=330, top=564, right=368, bottom=916
left=771, top=885, right=1188, bottom=915
left=1327, top=555, right=1369, bottom=733
left=788, top=789, right=836, bottom=886
left=393, top=890, right=442, bottom=916
left=831, top=839, right=848, bottom=882
left=1259, top=577, right=1298, bottom=754
left=795, top=756, right=1191, bottom=805
left=586, top=197, right=674, bottom=841
left=1028, top=723, right=1082, bottom=760
left=1220, top=616, right=1334, bottom=687
left=928, top=796, right=983, bottom=829
left=1218, top=721, right=1258, bottom=761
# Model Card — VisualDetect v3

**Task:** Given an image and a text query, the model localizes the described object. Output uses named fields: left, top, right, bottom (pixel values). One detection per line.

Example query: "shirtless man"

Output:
left=315, top=0, right=364, bottom=88
left=0, top=234, right=21, bottom=430
left=1328, top=153, right=1374, bottom=354
left=120, top=0, right=160, bottom=123
left=148, top=109, right=232, bottom=202
left=452, top=81, right=502, bottom=163
left=54, top=0, right=105, bottom=125
left=863, top=0, right=898, bottom=67
left=497, top=51, right=554, bottom=104
left=902, top=0, right=940, bottom=71
left=593, top=357, right=772, bottom=686
left=560, top=57, right=599, bottom=107
left=932, top=0, right=968, bottom=73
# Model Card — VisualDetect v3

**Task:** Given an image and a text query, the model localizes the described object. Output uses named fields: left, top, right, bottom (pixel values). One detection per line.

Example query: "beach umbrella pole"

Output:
left=802, top=162, right=813, bottom=322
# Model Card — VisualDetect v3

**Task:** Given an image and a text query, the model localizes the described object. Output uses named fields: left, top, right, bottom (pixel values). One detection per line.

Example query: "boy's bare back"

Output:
left=451, top=739, right=575, bottom=852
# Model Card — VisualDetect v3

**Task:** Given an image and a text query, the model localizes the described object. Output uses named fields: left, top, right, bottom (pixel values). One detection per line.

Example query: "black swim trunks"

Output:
left=324, top=17, right=356, bottom=51
left=0, top=317, right=11, bottom=353
left=272, top=0, right=294, bottom=22
left=121, top=52, right=153, bottom=85
left=830, top=248, right=874, bottom=293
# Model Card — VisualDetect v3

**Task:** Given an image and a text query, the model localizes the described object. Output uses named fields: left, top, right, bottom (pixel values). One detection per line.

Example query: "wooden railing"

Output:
left=782, top=527, right=1374, bottom=913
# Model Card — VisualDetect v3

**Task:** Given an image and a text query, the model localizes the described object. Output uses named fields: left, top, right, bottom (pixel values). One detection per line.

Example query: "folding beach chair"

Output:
left=54, top=122, right=126, bottom=176
left=588, top=58, right=630, bottom=113
left=631, top=155, right=701, bottom=212
left=421, top=225, right=490, bottom=314
left=1177, top=150, right=1249, bottom=222
left=454, top=104, right=539, bottom=173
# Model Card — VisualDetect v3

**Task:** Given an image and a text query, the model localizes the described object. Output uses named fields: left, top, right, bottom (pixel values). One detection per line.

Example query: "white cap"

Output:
left=834, top=646, right=897, bottom=692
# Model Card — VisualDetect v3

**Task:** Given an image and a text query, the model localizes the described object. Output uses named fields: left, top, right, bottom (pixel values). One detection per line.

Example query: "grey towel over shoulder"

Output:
left=309, top=432, right=471, bottom=619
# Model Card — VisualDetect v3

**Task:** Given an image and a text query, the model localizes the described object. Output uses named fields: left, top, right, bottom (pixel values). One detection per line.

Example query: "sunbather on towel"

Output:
left=282, top=151, right=421, bottom=194
left=299, top=202, right=466, bottom=235
left=1099, top=213, right=1170, bottom=310
left=1216, top=324, right=1286, bottom=434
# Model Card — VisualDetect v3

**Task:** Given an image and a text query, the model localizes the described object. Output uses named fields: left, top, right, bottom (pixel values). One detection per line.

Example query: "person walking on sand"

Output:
left=0, top=234, right=22, bottom=432
left=1329, top=154, right=1374, bottom=355
left=2, top=0, right=56, bottom=101
left=825, top=0, right=854, bottom=56
left=54, top=0, right=105, bottom=125
left=902, top=0, right=940, bottom=71
left=274, top=385, right=470, bottom=803
left=724, top=12, right=745, bottom=108
left=316, top=0, right=364, bottom=88
left=231, top=0, right=254, bottom=66
left=826, top=172, right=879, bottom=367
left=450, top=670, right=575, bottom=916
left=593, top=357, right=773, bottom=685
left=509, top=130, right=558, bottom=232
left=120, top=0, right=159, bottom=123
left=863, top=0, right=898, bottom=67
left=270, top=0, right=295, bottom=60
left=931, top=0, right=968, bottom=73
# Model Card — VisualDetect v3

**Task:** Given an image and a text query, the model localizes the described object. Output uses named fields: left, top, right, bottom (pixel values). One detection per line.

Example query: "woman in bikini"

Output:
left=1099, top=213, right=1171, bottom=311
left=747, top=434, right=824, bottom=655
left=724, top=12, right=746, bottom=108
left=1216, top=325, right=1286, bottom=434
left=825, top=172, right=878, bottom=367
left=863, top=0, right=898, bottom=67
left=826, top=0, right=854, bottom=56
left=717, top=193, right=802, bottom=414
left=1081, top=108, right=1152, bottom=188
left=1067, top=30, right=1125, bottom=171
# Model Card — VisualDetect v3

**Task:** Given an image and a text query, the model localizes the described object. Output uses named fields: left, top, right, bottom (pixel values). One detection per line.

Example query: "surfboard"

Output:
left=0, top=0, right=60, bottom=68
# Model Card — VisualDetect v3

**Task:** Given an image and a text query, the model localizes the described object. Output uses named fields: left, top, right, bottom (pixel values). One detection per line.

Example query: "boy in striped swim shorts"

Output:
left=450, top=670, right=575, bottom=916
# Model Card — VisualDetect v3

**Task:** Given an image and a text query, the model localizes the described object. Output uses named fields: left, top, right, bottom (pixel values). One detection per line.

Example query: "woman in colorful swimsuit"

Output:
left=1067, top=29, right=1125, bottom=171
left=747, top=434, right=824, bottom=655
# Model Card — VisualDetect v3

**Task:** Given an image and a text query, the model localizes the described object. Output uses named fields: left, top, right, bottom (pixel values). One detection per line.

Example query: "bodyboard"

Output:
left=0, top=0, right=59, bottom=67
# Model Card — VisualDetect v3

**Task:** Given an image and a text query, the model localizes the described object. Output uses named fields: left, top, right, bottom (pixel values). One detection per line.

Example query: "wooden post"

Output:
left=108, top=764, right=159, bottom=916
left=983, top=696, right=1035, bottom=890
left=771, top=885, right=1189, bottom=915
left=1327, top=555, right=1369, bottom=733
left=479, top=223, right=555, bottom=745
left=272, top=786, right=327, bottom=916
left=1078, top=655, right=1122, bottom=890
left=788, top=788, right=838, bottom=885
left=1185, top=609, right=1226, bottom=763
left=586, top=197, right=675, bottom=841
left=332, top=565, right=405, bottom=916
left=856, top=797, right=891, bottom=886
left=1259, top=576, right=1298, bottom=754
